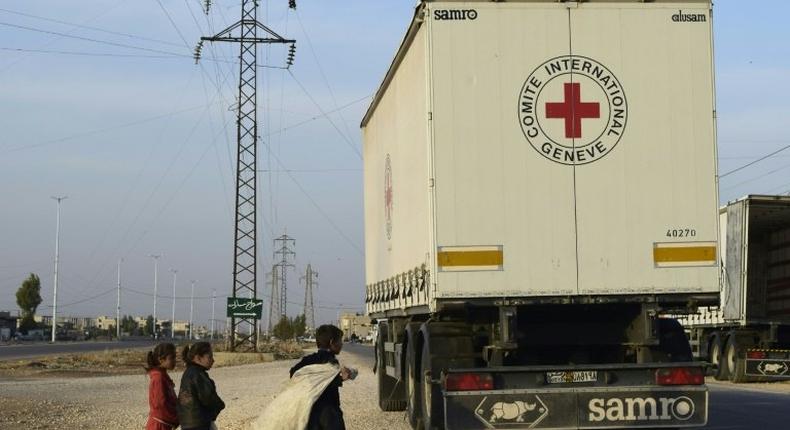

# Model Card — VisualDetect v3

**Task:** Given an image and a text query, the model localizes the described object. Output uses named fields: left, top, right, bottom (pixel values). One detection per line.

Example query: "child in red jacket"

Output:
left=145, top=343, right=179, bottom=430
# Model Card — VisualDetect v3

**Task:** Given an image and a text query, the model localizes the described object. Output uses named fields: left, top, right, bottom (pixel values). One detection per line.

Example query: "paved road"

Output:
left=706, top=382, right=790, bottom=429
left=346, top=344, right=790, bottom=429
left=0, top=340, right=155, bottom=361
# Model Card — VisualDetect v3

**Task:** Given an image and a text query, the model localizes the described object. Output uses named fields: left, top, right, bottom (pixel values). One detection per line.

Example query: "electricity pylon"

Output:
left=301, top=264, right=318, bottom=334
left=197, top=1, right=295, bottom=352
left=273, top=234, right=295, bottom=318
left=267, top=266, right=280, bottom=333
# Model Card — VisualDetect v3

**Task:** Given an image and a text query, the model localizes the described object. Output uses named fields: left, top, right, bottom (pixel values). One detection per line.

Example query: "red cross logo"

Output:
left=545, top=82, right=600, bottom=139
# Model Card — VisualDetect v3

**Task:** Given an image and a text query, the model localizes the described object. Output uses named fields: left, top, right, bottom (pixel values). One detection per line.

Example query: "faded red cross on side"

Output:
left=545, top=82, right=600, bottom=139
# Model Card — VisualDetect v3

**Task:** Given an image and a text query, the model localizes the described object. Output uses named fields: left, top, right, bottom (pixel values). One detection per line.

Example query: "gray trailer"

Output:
left=683, top=195, right=790, bottom=382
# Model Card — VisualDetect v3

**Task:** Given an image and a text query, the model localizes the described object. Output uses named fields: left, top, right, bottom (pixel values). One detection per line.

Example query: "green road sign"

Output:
left=226, top=297, right=263, bottom=318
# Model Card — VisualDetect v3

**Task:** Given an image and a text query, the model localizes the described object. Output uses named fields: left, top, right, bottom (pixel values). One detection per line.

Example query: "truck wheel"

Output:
left=725, top=335, right=747, bottom=383
left=710, top=334, right=729, bottom=381
left=406, top=329, right=423, bottom=429
left=421, top=339, right=443, bottom=430
left=378, top=324, right=406, bottom=411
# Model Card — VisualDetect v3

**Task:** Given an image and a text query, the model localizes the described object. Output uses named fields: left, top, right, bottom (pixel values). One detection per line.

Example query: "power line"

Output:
left=0, top=21, right=189, bottom=57
left=267, top=149, right=364, bottom=256
left=287, top=69, right=362, bottom=158
left=0, top=47, right=182, bottom=58
left=44, top=288, right=116, bottom=309
left=1, top=102, right=213, bottom=154
left=260, top=93, right=372, bottom=140
left=258, top=169, right=361, bottom=173
left=294, top=9, right=358, bottom=149
left=720, top=143, right=790, bottom=178
left=0, top=7, right=186, bottom=48
left=721, top=161, right=790, bottom=192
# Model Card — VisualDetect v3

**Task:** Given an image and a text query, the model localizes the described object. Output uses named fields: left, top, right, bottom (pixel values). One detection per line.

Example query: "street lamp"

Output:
left=50, top=196, right=67, bottom=343
left=170, top=268, right=178, bottom=339
left=148, top=254, right=162, bottom=338
left=189, top=280, right=196, bottom=340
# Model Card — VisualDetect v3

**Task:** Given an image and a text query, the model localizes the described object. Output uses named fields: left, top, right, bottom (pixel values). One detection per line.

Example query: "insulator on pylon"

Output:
left=193, top=41, right=204, bottom=64
left=286, top=43, right=296, bottom=67
left=288, top=0, right=296, bottom=10
left=203, top=0, right=211, bottom=15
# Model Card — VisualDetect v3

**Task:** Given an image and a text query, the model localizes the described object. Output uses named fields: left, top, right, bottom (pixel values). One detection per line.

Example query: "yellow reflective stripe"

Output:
left=653, top=246, right=716, bottom=263
left=438, top=250, right=503, bottom=267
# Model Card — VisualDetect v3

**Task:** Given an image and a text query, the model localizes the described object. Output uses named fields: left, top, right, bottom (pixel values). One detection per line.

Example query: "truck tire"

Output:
left=406, top=327, right=424, bottom=429
left=725, top=335, right=747, bottom=383
left=710, top=333, right=729, bottom=381
left=418, top=322, right=478, bottom=430
left=377, top=324, right=407, bottom=411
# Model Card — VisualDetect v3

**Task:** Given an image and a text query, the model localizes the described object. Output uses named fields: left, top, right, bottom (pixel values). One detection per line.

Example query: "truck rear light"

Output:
left=655, top=367, right=704, bottom=386
left=445, top=373, right=494, bottom=391
left=747, top=350, right=767, bottom=359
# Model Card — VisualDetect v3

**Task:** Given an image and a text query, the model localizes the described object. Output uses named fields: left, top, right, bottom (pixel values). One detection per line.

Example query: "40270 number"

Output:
left=666, top=228, right=696, bottom=238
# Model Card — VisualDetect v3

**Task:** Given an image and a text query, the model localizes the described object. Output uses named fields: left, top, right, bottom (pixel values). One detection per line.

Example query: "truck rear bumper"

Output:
left=445, top=381, right=708, bottom=429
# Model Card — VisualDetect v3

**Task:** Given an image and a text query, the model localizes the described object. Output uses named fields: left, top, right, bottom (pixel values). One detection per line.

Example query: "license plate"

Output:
left=545, top=370, right=598, bottom=384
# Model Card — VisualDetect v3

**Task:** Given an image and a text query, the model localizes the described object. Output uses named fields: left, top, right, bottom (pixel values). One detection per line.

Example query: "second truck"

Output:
left=362, top=1, right=719, bottom=429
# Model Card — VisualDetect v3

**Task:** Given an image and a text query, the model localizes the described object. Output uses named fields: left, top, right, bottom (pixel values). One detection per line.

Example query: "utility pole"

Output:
left=301, top=264, right=318, bottom=334
left=273, top=234, right=295, bottom=318
left=170, top=269, right=178, bottom=339
left=197, top=0, right=296, bottom=352
left=116, top=258, right=122, bottom=340
left=211, top=289, right=216, bottom=340
left=189, top=280, right=196, bottom=340
left=148, top=254, right=162, bottom=339
left=50, top=196, right=67, bottom=343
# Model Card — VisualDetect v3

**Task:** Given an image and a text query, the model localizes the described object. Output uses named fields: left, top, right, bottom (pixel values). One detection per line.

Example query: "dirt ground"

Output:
left=0, top=341, right=304, bottom=379
left=0, top=344, right=409, bottom=430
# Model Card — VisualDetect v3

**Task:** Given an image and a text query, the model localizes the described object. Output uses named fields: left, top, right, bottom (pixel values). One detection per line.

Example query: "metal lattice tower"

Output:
left=267, top=266, right=280, bottom=333
left=301, top=264, right=318, bottom=334
left=198, top=1, right=295, bottom=352
left=273, top=234, right=295, bottom=318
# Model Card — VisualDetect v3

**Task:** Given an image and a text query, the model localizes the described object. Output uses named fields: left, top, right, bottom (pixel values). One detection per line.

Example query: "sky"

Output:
left=0, top=1, right=789, bottom=330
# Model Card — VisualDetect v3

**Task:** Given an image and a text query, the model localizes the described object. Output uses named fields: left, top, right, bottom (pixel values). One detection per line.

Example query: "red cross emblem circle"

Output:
left=518, top=56, right=628, bottom=165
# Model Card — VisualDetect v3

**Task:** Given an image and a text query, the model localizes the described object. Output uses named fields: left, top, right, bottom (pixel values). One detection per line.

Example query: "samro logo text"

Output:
left=588, top=396, right=695, bottom=423
left=434, top=9, right=478, bottom=20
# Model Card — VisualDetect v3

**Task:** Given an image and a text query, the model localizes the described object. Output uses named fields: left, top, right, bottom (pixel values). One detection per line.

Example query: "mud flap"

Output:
left=745, top=358, right=790, bottom=379
left=444, top=387, right=707, bottom=429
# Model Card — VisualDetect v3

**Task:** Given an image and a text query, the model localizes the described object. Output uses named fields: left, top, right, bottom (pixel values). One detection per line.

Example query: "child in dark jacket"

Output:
left=178, top=342, right=225, bottom=430
left=290, top=324, right=352, bottom=430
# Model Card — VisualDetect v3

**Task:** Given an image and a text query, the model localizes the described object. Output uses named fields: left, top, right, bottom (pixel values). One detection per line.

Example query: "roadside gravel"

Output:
left=0, top=344, right=411, bottom=430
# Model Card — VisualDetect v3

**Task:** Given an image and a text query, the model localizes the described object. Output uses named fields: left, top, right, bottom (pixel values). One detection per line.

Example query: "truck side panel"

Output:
left=363, top=24, right=432, bottom=311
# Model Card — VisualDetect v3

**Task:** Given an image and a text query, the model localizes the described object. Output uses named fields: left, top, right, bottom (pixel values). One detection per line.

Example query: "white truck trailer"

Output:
left=681, top=195, right=790, bottom=383
left=362, top=1, right=719, bottom=429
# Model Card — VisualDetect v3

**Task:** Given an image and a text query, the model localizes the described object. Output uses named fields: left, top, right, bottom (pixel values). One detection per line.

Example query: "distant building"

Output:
left=173, top=320, right=191, bottom=336
left=95, top=315, right=117, bottom=331
left=0, top=311, right=19, bottom=341
left=339, top=312, right=372, bottom=341
left=33, top=315, right=96, bottom=330
left=134, top=316, right=149, bottom=328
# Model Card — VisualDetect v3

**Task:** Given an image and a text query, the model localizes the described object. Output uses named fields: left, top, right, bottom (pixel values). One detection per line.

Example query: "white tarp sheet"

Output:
left=249, top=363, right=340, bottom=430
